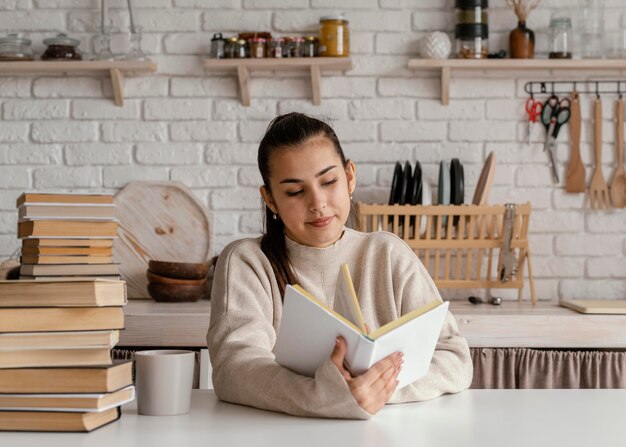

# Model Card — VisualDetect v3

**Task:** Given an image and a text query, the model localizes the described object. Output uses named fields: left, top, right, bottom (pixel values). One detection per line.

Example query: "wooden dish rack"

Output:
left=356, top=203, right=535, bottom=304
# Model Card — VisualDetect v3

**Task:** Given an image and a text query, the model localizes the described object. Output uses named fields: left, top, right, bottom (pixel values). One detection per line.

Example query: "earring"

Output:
left=350, top=194, right=353, bottom=200
left=273, top=213, right=278, bottom=220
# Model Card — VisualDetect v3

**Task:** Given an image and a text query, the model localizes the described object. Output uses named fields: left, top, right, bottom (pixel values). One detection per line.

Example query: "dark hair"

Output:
left=257, top=112, right=353, bottom=296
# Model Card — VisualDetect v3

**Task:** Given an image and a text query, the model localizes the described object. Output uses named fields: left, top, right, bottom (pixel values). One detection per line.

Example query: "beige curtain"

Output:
left=470, top=348, right=626, bottom=389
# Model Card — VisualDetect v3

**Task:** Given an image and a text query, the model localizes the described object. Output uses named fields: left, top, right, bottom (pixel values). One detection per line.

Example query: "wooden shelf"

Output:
left=0, top=59, right=157, bottom=106
left=203, top=57, right=352, bottom=106
left=407, top=58, right=626, bottom=105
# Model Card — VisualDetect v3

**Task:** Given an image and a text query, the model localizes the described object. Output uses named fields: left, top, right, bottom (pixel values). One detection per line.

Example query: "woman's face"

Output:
left=260, top=136, right=356, bottom=248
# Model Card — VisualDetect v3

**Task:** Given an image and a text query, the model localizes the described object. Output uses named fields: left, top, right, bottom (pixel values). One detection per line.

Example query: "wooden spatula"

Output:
left=589, top=97, right=610, bottom=209
left=609, top=97, right=626, bottom=208
left=566, top=91, right=585, bottom=193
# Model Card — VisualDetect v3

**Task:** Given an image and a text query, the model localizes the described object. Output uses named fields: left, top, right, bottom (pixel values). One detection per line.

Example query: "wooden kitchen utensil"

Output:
left=589, top=97, right=610, bottom=209
left=609, top=97, right=626, bottom=208
left=566, top=91, right=585, bottom=193
left=113, top=182, right=213, bottom=298
left=472, top=151, right=495, bottom=205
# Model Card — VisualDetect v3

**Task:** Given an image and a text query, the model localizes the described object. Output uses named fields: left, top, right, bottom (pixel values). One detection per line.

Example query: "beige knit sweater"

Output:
left=207, top=228, right=473, bottom=420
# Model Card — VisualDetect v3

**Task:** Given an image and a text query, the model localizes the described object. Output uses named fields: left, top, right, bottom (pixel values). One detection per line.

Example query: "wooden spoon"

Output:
left=566, top=91, right=585, bottom=193
left=609, top=97, right=626, bottom=208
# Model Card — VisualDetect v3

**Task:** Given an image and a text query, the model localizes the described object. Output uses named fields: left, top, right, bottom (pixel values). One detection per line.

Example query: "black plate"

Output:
left=450, top=158, right=465, bottom=225
left=388, top=162, right=403, bottom=205
left=400, top=161, right=412, bottom=205
left=410, top=161, right=422, bottom=205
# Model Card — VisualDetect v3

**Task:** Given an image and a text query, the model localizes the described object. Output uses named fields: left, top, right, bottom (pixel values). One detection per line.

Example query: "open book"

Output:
left=274, top=264, right=449, bottom=389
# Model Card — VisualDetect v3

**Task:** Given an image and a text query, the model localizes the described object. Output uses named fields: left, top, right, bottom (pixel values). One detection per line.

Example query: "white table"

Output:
left=2, top=389, right=626, bottom=447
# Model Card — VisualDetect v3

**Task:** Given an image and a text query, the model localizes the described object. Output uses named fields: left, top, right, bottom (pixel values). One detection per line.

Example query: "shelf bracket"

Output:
left=110, top=68, right=125, bottom=107
left=310, top=64, right=321, bottom=105
left=237, top=65, right=251, bottom=107
left=441, top=66, right=450, bottom=105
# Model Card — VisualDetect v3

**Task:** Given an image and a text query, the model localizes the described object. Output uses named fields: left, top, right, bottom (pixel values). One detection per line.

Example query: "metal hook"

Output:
left=618, top=81, right=622, bottom=99
left=540, top=82, right=547, bottom=94
left=596, top=81, right=600, bottom=99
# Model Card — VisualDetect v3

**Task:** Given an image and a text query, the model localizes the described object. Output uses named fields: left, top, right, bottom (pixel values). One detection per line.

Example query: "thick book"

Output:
left=22, top=238, right=114, bottom=248
left=19, top=263, right=120, bottom=277
left=0, top=361, right=133, bottom=394
left=0, top=347, right=112, bottom=369
left=0, top=307, right=124, bottom=333
left=0, top=330, right=119, bottom=350
left=0, top=279, right=126, bottom=307
left=0, top=406, right=120, bottom=432
left=20, top=275, right=122, bottom=281
left=18, top=220, right=119, bottom=238
left=16, top=193, right=114, bottom=207
left=20, top=254, right=113, bottom=265
left=21, top=246, right=113, bottom=256
left=18, top=204, right=115, bottom=220
left=274, top=264, right=449, bottom=389
left=0, top=386, right=134, bottom=412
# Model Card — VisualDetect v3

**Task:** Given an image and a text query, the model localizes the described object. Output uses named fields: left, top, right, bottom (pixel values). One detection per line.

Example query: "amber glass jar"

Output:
left=249, top=37, right=266, bottom=58
left=318, top=15, right=349, bottom=57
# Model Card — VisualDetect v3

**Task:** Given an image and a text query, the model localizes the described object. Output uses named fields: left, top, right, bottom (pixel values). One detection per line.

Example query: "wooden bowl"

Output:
left=146, top=270, right=207, bottom=286
left=148, top=260, right=210, bottom=280
left=147, top=282, right=207, bottom=302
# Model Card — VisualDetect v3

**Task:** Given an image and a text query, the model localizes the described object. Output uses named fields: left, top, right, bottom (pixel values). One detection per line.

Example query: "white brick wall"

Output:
left=0, top=1, right=625, bottom=301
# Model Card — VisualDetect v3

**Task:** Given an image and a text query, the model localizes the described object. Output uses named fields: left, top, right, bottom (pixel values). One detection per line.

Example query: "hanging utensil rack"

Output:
left=356, top=203, right=536, bottom=304
left=524, top=80, right=626, bottom=97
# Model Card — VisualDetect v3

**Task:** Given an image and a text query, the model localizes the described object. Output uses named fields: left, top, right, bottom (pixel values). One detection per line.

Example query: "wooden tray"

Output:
left=113, top=182, right=213, bottom=298
left=559, top=300, right=626, bottom=314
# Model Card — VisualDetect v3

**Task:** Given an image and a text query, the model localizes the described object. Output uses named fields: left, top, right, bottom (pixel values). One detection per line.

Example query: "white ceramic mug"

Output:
left=134, top=349, right=195, bottom=416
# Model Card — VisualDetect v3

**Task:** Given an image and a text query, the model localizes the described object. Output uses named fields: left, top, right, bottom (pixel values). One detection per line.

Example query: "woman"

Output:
left=207, top=113, right=472, bottom=419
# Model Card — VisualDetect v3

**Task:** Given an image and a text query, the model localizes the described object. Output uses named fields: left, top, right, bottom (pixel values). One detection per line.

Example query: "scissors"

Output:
left=540, top=95, right=571, bottom=184
left=525, top=96, right=543, bottom=145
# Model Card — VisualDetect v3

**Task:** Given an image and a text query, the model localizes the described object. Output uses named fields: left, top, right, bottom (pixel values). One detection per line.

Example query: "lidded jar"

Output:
left=455, top=0, right=489, bottom=59
left=549, top=16, right=573, bottom=59
left=318, top=14, right=350, bottom=56
left=41, top=33, right=82, bottom=60
left=0, top=34, right=34, bottom=61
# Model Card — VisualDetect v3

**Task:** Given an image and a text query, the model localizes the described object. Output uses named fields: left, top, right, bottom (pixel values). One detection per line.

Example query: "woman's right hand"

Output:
left=330, top=336, right=403, bottom=415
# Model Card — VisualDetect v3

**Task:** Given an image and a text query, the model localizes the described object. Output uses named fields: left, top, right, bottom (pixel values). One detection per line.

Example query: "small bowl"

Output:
left=146, top=270, right=207, bottom=286
left=147, top=282, right=207, bottom=302
left=148, top=260, right=210, bottom=280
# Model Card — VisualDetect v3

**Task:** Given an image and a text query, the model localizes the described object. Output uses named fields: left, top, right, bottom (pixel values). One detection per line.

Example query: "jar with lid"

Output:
left=455, top=0, right=489, bottom=59
left=302, top=36, right=318, bottom=57
left=210, top=32, right=225, bottom=59
left=224, top=37, right=238, bottom=58
left=319, top=14, right=349, bottom=56
left=249, top=37, right=266, bottom=58
left=41, top=33, right=82, bottom=60
left=0, top=34, right=33, bottom=61
left=549, top=16, right=572, bottom=59
left=234, top=39, right=247, bottom=58
left=266, top=38, right=284, bottom=58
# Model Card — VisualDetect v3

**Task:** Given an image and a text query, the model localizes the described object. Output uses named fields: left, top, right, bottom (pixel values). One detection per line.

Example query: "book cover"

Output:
left=0, top=307, right=124, bottom=333
left=0, top=386, right=134, bottom=412
left=18, top=204, right=116, bottom=220
left=19, top=263, right=120, bottom=277
left=22, top=239, right=114, bottom=248
left=16, top=193, right=114, bottom=207
left=20, top=254, right=114, bottom=265
left=21, top=246, right=113, bottom=256
left=274, top=264, right=449, bottom=389
left=0, top=361, right=133, bottom=394
left=0, top=347, right=113, bottom=369
left=0, top=406, right=120, bottom=432
left=18, top=220, right=119, bottom=238
left=0, top=330, right=119, bottom=350
left=0, top=279, right=126, bottom=307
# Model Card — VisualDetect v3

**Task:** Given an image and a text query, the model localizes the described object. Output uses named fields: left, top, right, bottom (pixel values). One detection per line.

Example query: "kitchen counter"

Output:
left=120, top=300, right=626, bottom=349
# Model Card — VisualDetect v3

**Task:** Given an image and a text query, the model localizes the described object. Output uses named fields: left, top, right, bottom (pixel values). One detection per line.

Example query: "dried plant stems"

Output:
left=505, top=0, right=541, bottom=22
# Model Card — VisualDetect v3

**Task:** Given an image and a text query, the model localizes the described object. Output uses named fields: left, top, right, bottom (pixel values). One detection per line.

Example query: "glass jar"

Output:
left=289, top=36, right=304, bottom=57
left=549, top=16, right=572, bottom=59
left=302, top=36, right=318, bottom=57
left=210, top=32, right=225, bottom=59
left=455, top=0, right=489, bottom=59
left=266, top=38, right=284, bottom=58
left=41, top=33, right=82, bottom=60
left=224, top=37, right=238, bottom=58
left=0, top=33, right=33, bottom=61
left=234, top=39, right=247, bottom=58
left=249, top=37, right=266, bottom=58
left=319, top=14, right=350, bottom=56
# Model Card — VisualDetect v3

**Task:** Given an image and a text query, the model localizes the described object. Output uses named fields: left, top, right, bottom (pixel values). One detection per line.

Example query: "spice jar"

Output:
left=234, top=39, right=247, bottom=58
left=549, top=16, right=572, bottom=59
left=41, top=33, right=82, bottom=60
left=210, top=32, right=225, bottom=59
left=0, top=34, right=33, bottom=61
left=249, top=37, right=266, bottom=58
left=319, top=14, right=350, bottom=56
left=266, top=38, right=284, bottom=58
left=224, top=37, right=238, bottom=58
left=288, top=36, right=304, bottom=57
left=302, top=36, right=318, bottom=57
left=455, top=0, right=489, bottom=59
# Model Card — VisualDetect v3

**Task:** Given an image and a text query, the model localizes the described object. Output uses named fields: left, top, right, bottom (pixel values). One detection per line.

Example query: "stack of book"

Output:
left=17, top=193, right=120, bottom=280
left=0, top=279, right=132, bottom=432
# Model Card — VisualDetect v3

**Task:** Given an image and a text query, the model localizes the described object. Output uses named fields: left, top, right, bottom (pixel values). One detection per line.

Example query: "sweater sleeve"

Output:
left=207, top=240, right=371, bottom=420
left=387, top=241, right=473, bottom=404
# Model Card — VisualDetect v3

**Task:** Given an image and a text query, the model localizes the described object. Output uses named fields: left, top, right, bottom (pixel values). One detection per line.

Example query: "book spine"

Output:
left=348, top=335, right=376, bottom=377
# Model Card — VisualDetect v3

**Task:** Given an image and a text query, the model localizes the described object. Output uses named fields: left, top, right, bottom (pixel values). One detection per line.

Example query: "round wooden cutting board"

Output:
left=113, top=182, right=213, bottom=298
